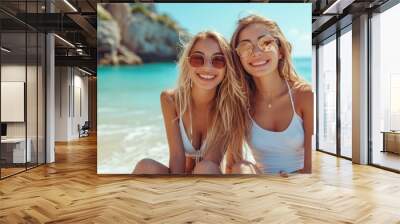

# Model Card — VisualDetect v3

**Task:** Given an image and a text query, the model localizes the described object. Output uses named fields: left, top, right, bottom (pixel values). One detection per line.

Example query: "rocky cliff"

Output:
left=98, top=3, right=188, bottom=65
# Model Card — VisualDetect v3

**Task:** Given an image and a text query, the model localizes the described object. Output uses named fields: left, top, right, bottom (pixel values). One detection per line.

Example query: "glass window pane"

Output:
left=1, top=0, right=46, bottom=179
left=38, top=33, right=45, bottom=165
left=1, top=30, right=27, bottom=177
left=318, top=37, right=337, bottom=154
left=27, top=31, right=38, bottom=169
left=371, top=3, right=400, bottom=171
left=340, top=29, right=352, bottom=158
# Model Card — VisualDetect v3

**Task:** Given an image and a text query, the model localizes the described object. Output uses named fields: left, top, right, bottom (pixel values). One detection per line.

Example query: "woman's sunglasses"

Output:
left=236, top=35, right=279, bottom=58
left=188, top=53, right=226, bottom=69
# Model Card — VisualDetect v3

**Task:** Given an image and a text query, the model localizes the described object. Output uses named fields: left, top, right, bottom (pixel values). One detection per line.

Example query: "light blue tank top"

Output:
left=247, top=80, right=304, bottom=174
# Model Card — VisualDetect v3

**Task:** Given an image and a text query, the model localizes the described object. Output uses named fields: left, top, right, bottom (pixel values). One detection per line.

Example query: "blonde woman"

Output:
left=133, top=31, right=247, bottom=174
left=230, top=15, right=313, bottom=175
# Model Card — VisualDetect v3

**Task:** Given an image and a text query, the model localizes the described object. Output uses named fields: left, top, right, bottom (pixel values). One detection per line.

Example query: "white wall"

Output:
left=55, top=66, right=69, bottom=141
left=72, top=72, right=89, bottom=138
left=54, top=67, right=89, bottom=141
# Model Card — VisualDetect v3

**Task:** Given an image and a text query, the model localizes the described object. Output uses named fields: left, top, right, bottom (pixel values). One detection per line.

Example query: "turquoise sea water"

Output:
left=98, top=58, right=311, bottom=173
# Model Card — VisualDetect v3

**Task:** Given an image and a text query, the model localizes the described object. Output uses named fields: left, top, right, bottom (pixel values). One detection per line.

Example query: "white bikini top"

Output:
left=179, top=116, right=206, bottom=163
left=247, top=80, right=304, bottom=174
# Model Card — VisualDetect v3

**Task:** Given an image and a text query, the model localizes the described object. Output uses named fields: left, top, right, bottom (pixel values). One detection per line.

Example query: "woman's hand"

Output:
left=279, top=171, right=289, bottom=178
left=185, top=157, right=196, bottom=174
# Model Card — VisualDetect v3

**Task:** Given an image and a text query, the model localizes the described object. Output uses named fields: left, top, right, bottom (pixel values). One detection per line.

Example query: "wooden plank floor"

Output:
left=1, top=135, right=400, bottom=224
left=0, top=167, right=26, bottom=178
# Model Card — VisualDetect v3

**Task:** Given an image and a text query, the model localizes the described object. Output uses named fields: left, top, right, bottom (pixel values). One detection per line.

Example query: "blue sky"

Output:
left=156, top=3, right=311, bottom=58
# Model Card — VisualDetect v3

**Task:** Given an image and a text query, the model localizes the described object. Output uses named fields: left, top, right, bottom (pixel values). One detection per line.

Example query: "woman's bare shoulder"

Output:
left=292, top=81, right=313, bottom=100
left=160, top=89, right=176, bottom=106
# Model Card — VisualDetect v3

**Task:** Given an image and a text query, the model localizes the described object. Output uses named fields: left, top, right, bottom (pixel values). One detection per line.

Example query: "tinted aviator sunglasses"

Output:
left=188, top=53, right=226, bottom=69
left=236, top=35, right=280, bottom=58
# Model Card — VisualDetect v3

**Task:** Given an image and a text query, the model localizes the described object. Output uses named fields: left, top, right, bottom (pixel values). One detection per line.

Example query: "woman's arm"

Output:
left=160, top=90, right=186, bottom=174
left=297, top=85, right=314, bottom=173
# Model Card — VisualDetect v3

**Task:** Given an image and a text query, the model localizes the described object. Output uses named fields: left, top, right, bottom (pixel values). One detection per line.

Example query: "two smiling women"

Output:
left=133, top=14, right=313, bottom=176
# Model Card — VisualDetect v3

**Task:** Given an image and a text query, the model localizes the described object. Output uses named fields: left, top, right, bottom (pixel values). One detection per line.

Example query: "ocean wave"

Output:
left=97, top=124, right=133, bottom=136
left=98, top=107, right=119, bottom=113
left=98, top=109, right=148, bottom=118
left=98, top=142, right=168, bottom=174
left=122, top=125, right=158, bottom=143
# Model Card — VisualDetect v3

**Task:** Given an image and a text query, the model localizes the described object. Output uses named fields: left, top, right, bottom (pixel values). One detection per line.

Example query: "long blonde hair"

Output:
left=175, top=31, right=248, bottom=170
left=231, top=14, right=306, bottom=109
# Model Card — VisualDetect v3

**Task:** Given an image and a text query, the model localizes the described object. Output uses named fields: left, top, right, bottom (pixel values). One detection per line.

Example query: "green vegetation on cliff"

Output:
left=131, top=5, right=180, bottom=32
left=97, top=5, right=113, bottom=21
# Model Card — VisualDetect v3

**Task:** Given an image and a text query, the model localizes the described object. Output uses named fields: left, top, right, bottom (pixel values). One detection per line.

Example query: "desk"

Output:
left=381, top=131, right=400, bottom=154
left=1, top=138, right=32, bottom=163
